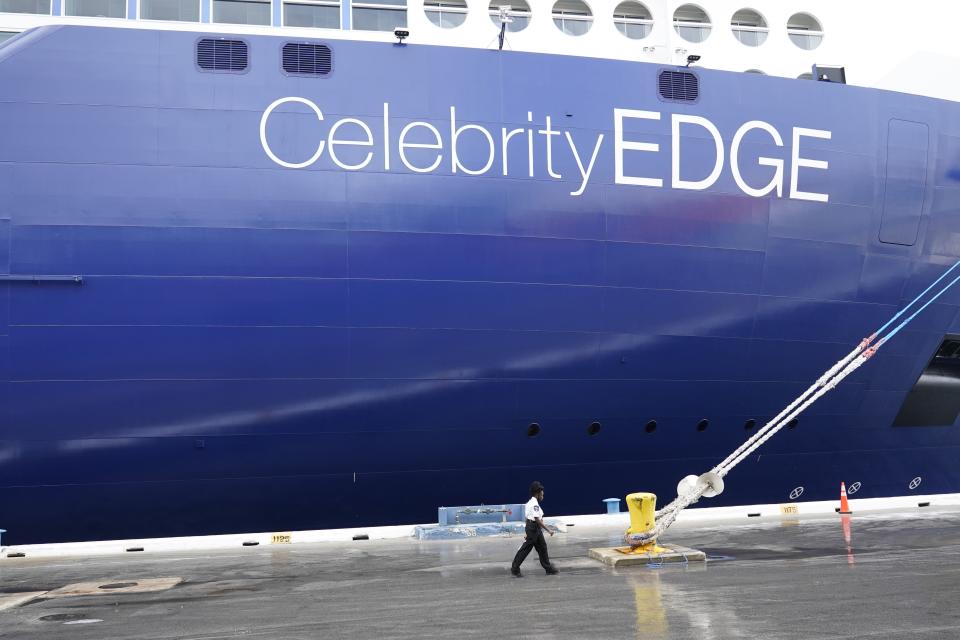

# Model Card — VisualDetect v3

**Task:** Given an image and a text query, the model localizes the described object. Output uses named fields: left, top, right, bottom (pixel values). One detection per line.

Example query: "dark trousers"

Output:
left=511, top=521, right=553, bottom=572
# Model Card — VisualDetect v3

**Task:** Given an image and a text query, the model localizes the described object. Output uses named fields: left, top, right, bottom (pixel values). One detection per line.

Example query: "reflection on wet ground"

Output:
left=3, top=507, right=960, bottom=639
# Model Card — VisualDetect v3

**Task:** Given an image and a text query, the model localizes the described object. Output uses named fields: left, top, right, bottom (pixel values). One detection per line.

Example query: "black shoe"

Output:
left=545, top=567, right=559, bottom=575
left=511, top=568, right=523, bottom=578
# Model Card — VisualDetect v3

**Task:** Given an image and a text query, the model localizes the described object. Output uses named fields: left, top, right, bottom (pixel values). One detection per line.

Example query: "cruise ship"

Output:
left=2, top=1, right=960, bottom=545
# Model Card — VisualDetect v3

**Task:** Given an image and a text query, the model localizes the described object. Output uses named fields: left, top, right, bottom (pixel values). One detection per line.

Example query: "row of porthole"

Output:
left=526, top=417, right=799, bottom=437
left=428, top=1, right=823, bottom=50
left=788, top=478, right=924, bottom=499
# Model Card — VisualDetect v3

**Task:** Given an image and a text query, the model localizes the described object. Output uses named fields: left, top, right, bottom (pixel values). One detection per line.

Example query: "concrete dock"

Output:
left=3, top=507, right=960, bottom=639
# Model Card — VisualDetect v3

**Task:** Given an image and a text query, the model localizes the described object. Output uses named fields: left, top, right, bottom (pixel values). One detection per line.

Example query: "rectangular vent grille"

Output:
left=197, top=38, right=248, bottom=72
left=658, top=70, right=699, bottom=101
left=282, top=43, right=332, bottom=76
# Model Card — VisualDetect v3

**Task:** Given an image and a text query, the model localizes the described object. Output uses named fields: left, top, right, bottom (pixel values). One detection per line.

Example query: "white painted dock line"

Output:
left=0, top=592, right=47, bottom=611
left=3, top=492, right=958, bottom=561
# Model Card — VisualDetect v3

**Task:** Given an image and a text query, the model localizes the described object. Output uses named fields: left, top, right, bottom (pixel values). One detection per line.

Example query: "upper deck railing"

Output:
left=1, top=0, right=959, bottom=103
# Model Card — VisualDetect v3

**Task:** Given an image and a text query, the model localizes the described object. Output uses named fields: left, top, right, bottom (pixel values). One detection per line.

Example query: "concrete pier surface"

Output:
left=3, top=507, right=960, bottom=639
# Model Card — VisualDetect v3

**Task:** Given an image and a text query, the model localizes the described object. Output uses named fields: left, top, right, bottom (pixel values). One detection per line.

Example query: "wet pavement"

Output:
left=3, top=508, right=960, bottom=639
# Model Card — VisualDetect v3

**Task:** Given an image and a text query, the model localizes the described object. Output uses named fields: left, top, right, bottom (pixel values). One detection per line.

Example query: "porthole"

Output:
left=744, top=419, right=756, bottom=431
left=587, top=421, right=602, bottom=436
left=488, top=0, right=530, bottom=32
left=613, top=1, right=652, bottom=40
left=787, top=418, right=798, bottom=430
left=731, top=8, right=767, bottom=46
left=425, top=0, right=468, bottom=29
left=553, top=0, right=593, bottom=36
left=696, top=419, right=709, bottom=432
left=645, top=420, right=657, bottom=434
left=673, top=4, right=710, bottom=43
left=527, top=422, right=541, bottom=438
left=787, top=12, right=822, bottom=50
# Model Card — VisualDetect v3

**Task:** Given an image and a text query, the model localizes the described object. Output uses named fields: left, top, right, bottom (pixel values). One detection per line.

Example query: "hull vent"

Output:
left=197, top=38, right=249, bottom=72
left=282, top=43, right=333, bottom=76
left=658, top=70, right=698, bottom=101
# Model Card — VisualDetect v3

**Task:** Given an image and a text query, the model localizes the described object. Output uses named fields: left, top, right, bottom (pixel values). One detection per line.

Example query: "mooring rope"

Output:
left=628, top=260, right=960, bottom=546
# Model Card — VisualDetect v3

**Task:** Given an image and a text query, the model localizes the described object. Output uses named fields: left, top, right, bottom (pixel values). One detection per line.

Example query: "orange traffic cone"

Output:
left=838, top=482, right=852, bottom=515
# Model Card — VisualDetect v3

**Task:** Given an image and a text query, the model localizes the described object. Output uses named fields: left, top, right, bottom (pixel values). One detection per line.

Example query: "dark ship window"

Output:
left=527, top=422, right=541, bottom=437
left=645, top=420, right=657, bottom=433
left=697, top=419, right=709, bottom=432
left=282, top=42, right=333, bottom=76
left=894, top=336, right=960, bottom=427
left=587, top=421, right=602, bottom=436
left=197, top=38, right=249, bottom=72
left=658, top=70, right=699, bottom=102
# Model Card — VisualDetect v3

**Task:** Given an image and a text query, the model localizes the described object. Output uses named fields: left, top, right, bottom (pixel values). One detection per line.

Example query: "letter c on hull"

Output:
left=260, top=97, right=326, bottom=169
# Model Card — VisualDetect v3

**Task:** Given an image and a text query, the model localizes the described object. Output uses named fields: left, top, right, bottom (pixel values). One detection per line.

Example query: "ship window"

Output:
left=894, top=336, right=960, bottom=427
left=141, top=0, right=199, bottom=21
left=645, top=420, right=657, bottom=434
left=213, top=0, right=269, bottom=24
left=425, top=0, right=466, bottom=28
left=587, top=421, right=601, bottom=436
left=697, top=419, right=709, bottom=432
left=196, top=38, right=249, bottom=72
left=353, top=0, right=406, bottom=31
left=488, top=0, right=530, bottom=32
left=613, top=1, right=652, bottom=40
left=673, top=4, right=710, bottom=42
left=282, top=42, right=332, bottom=75
left=65, top=0, right=125, bottom=17
left=527, top=422, right=541, bottom=437
left=0, top=0, right=50, bottom=13
left=731, top=8, right=767, bottom=46
left=553, top=0, right=592, bottom=36
left=744, top=418, right=756, bottom=431
left=797, top=72, right=813, bottom=80
left=787, top=12, right=822, bottom=50
left=744, top=69, right=765, bottom=74
left=284, top=0, right=339, bottom=28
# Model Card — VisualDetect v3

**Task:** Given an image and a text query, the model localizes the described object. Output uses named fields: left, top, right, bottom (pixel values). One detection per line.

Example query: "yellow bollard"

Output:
left=616, top=492, right=671, bottom=555
left=625, top=492, right=657, bottom=538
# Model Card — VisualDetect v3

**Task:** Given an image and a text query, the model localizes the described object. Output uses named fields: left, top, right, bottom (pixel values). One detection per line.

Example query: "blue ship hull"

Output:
left=2, top=26, right=960, bottom=544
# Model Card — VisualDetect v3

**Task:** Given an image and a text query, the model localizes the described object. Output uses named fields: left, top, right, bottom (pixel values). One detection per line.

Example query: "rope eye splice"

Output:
left=622, top=257, right=960, bottom=551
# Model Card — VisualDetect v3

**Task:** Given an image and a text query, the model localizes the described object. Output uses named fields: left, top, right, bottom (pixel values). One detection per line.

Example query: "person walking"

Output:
left=510, top=481, right=559, bottom=577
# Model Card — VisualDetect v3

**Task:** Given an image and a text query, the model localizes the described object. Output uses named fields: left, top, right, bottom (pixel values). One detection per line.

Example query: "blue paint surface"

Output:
left=1, top=25, right=959, bottom=545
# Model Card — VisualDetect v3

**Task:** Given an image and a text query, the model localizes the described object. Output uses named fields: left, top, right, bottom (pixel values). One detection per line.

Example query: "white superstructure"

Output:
left=0, top=1, right=957, bottom=101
